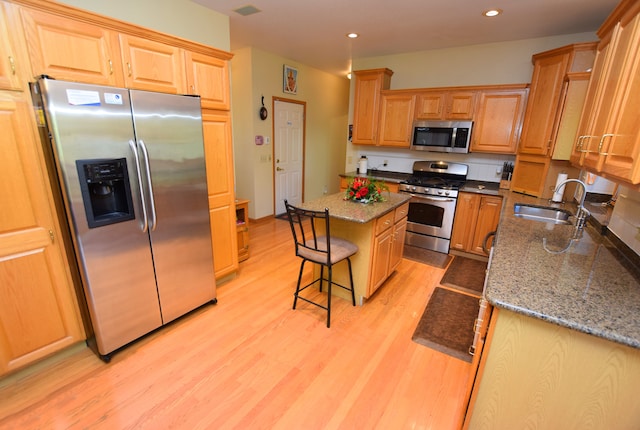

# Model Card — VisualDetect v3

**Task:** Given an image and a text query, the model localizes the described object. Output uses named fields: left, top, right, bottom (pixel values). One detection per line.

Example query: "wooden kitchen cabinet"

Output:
left=352, top=68, right=393, bottom=145
left=18, top=5, right=124, bottom=86
left=512, top=43, right=596, bottom=196
left=369, top=203, right=409, bottom=297
left=235, top=199, right=250, bottom=262
left=571, top=0, right=640, bottom=185
left=202, top=111, right=239, bottom=278
left=464, top=308, right=640, bottom=428
left=378, top=91, right=415, bottom=147
left=450, top=192, right=501, bottom=256
left=119, top=34, right=185, bottom=94
left=414, top=90, right=476, bottom=120
left=185, top=51, right=231, bottom=110
left=0, top=2, right=24, bottom=90
left=0, top=92, right=85, bottom=375
left=470, top=86, right=528, bottom=154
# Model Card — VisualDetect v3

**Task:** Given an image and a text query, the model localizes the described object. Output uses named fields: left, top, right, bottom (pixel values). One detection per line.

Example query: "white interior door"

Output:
left=274, top=100, right=304, bottom=215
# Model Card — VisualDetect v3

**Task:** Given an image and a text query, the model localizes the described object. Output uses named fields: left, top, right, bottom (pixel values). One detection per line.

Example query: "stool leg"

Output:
left=319, top=265, right=324, bottom=292
left=347, top=257, right=356, bottom=306
left=293, top=260, right=306, bottom=309
left=326, top=264, right=332, bottom=328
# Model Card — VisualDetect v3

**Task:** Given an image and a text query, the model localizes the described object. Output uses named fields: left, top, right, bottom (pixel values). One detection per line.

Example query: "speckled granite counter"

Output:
left=300, top=192, right=411, bottom=223
left=486, top=191, right=640, bottom=349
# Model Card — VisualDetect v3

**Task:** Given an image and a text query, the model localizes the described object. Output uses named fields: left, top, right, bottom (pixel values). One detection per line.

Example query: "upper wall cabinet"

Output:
left=571, top=0, right=640, bottom=185
left=185, top=51, right=230, bottom=110
left=414, top=90, right=476, bottom=120
left=0, top=3, right=24, bottom=90
left=471, top=86, right=528, bottom=154
left=378, top=91, right=415, bottom=148
left=19, top=6, right=125, bottom=86
left=511, top=43, right=597, bottom=197
left=119, top=34, right=185, bottom=94
left=352, top=68, right=392, bottom=145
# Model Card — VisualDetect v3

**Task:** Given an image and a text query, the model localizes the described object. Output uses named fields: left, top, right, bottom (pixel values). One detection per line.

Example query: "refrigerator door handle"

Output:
left=138, top=139, right=158, bottom=231
left=128, top=139, right=149, bottom=232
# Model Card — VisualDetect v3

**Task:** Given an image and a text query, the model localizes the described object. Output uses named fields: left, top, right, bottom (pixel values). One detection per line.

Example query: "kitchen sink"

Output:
left=513, top=203, right=573, bottom=225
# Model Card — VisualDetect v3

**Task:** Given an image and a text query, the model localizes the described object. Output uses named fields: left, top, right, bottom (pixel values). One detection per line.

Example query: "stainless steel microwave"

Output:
left=410, top=120, right=473, bottom=153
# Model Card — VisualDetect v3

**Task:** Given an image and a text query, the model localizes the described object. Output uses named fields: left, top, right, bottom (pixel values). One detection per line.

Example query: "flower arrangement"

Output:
left=344, top=177, right=389, bottom=204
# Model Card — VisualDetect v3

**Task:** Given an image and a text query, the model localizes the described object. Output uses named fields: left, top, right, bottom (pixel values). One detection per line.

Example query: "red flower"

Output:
left=356, top=186, right=369, bottom=199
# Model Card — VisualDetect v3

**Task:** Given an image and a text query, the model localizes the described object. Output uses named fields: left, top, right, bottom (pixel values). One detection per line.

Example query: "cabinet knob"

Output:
left=8, top=56, right=15, bottom=74
left=108, top=59, right=113, bottom=75
left=127, top=62, right=132, bottom=77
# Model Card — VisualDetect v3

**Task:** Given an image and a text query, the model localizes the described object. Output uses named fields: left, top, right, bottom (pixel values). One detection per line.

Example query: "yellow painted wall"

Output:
left=231, top=47, right=350, bottom=219
left=54, top=0, right=230, bottom=51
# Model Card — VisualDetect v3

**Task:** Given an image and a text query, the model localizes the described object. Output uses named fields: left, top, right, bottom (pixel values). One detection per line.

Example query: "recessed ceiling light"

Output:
left=482, top=9, right=503, bottom=17
left=346, top=33, right=359, bottom=39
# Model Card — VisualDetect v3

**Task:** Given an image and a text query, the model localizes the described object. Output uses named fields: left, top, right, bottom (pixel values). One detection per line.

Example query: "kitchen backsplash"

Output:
left=350, top=150, right=515, bottom=182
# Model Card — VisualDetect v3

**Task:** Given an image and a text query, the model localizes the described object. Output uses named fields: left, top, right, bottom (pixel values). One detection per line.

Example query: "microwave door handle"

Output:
left=128, top=140, right=149, bottom=233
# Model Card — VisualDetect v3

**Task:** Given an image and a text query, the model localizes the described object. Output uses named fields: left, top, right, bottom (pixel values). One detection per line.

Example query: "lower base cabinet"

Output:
left=464, top=309, right=640, bottom=428
left=451, top=193, right=502, bottom=256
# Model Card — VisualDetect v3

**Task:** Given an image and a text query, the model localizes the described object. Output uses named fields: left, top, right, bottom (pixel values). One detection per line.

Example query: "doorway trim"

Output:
left=272, top=96, right=306, bottom=215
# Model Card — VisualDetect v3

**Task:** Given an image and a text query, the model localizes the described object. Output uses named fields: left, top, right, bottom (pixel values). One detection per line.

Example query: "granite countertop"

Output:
left=486, top=191, right=640, bottom=349
left=300, top=192, right=411, bottom=224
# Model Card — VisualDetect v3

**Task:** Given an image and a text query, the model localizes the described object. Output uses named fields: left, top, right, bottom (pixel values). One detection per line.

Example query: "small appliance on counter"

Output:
left=358, top=155, right=368, bottom=174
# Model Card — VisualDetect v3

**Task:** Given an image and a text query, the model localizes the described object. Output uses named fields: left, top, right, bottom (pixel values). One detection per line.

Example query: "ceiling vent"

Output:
left=233, top=5, right=261, bottom=16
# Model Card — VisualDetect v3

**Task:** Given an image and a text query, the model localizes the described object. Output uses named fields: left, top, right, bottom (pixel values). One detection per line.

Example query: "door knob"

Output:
left=276, top=167, right=284, bottom=171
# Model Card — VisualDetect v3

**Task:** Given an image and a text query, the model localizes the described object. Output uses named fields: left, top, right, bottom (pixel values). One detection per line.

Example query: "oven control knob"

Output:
left=411, top=186, right=417, bottom=192
left=444, top=190, right=450, bottom=196
left=437, top=190, right=444, bottom=195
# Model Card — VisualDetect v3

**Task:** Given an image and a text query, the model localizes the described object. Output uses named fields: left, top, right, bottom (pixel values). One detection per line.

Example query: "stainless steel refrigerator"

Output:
left=31, top=77, right=216, bottom=360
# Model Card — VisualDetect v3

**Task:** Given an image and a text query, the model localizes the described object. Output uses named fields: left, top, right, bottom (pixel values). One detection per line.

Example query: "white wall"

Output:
left=346, top=32, right=599, bottom=181
left=55, top=0, right=230, bottom=50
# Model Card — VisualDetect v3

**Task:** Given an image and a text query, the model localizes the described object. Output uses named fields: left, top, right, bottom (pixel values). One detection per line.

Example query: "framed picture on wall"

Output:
left=283, top=65, right=298, bottom=94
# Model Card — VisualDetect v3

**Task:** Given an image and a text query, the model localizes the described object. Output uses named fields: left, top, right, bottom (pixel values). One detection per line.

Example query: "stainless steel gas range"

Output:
left=398, top=161, right=468, bottom=254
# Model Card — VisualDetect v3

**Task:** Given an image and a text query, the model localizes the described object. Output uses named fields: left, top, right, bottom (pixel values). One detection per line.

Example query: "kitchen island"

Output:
left=465, top=191, right=640, bottom=429
left=300, top=192, right=411, bottom=304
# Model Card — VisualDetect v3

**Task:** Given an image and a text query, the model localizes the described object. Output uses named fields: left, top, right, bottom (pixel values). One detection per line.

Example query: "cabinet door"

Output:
left=470, top=196, right=502, bottom=256
left=202, top=111, right=238, bottom=278
left=185, top=51, right=230, bottom=110
left=519, top=52, right=570, bottom=155
left=120, top=34, right=185, bottom=93
left=0, top=94, right=84, bottom=375
left=0, top=3, right=22, bottom=90
left=19, top=6, right=123, bottom=86
left=594, top=13, right=640, bottom=184
left=450, top=192, right=480, bottom=252
left=369, top=227, right=392, bottom=297
left=378, top=93, right=415, bottom=147
left=389, top=218, right=407, bottom=274
left=352, top=69, right=392, bottom=145
left=414, top=91, right=446, bottom=119
left=571, top=36, right=613, bottom=167
left=511, top=154, right=550, bottom=197
left=447, top=91, right=476, bottom=119
left=471, top=89, right=528, bottom=154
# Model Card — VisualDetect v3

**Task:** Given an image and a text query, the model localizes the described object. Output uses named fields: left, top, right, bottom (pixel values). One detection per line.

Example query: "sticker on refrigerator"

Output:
left=104, top=93, right=124, bottom=105
left=66, top=89, right=101, bottom=106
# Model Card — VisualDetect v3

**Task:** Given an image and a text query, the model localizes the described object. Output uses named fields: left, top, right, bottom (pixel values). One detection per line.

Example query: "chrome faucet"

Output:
left=554, top=179, right=590, bottom=229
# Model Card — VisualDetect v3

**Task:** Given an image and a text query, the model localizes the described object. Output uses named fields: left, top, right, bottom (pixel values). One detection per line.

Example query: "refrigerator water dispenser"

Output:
left=76, top=158, right=135, bottom=228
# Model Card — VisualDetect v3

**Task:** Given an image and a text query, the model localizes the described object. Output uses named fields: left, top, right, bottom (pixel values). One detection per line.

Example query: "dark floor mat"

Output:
left=439, top=256, right=487, bottom=296
left=403, top=245, right=453, bottom=269
left=411, top=287, right=480, bottom=362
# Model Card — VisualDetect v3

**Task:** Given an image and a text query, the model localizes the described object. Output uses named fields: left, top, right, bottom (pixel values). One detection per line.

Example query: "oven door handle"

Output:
left=409, top=194, right=456, bottom=203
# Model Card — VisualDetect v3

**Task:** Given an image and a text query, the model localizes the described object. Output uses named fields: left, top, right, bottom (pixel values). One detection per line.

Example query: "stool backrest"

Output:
left=284, top=200, right=331, bottom=265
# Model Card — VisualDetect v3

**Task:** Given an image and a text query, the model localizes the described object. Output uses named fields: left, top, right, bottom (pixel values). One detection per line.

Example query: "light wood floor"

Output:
left=0, top=216, right=471, bottom=429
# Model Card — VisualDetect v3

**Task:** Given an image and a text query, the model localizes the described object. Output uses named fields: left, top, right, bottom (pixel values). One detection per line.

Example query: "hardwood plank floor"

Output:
left=0, top=216, right=471, bottom=429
